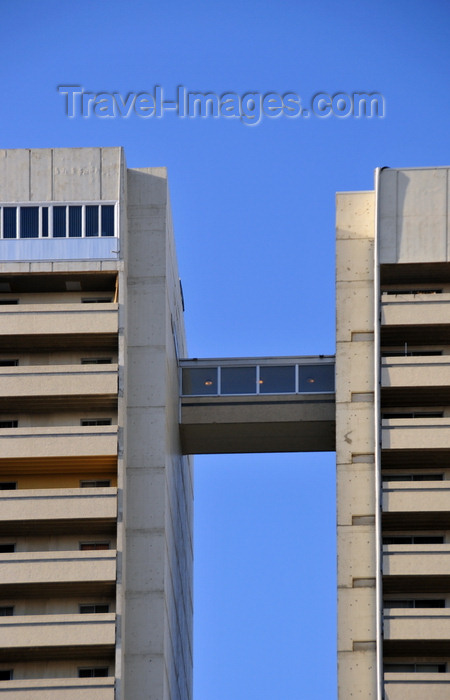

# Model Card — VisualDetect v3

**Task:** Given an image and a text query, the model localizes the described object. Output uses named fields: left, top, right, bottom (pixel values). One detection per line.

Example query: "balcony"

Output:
left=0, top=365, right=118, bottom=412
left=0, top=488, right=117, bottom=536
left=382, top=418, right=450, bottom=467
left=383, top=544, right=450, bottom=595
left=383, top=482, right=450, bottom=529
left=0, top=550, right=116, bottom=597
left=382, top=356, right=450, bottom=406
left=0, top=303, right=118, bottom=351
left=0, top=677, right=114, bottom=699
left=381, top=292, right=450, bottom=345
left=0, top=425, right=117, bottom=470
left=384, top=609, right=450, bottom=642
left=385, top=674, right=450, bottom=700
left=0, top=613, right=115, bottom=656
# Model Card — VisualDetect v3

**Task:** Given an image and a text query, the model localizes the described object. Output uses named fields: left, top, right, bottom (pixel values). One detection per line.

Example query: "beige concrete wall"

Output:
left=0, top=147, right=122, bottom=203
left=0, top=365, right=117, bottom=398
left=379, top=168, right=450, bottom=264
left=336, top=190, right=377, bottom=698
left=122, top=168, right=192, bottom=700
left=384, top=609, right=450, bottom=640
left=383, top=482, right=450, bottom=513
left=0, top=303, right=118, bottom=336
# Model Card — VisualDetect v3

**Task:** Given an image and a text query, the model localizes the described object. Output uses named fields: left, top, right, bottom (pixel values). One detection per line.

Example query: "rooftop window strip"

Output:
left=181, top=362, right=335, bottom=396
left=0, top=203, right=117, bottom=239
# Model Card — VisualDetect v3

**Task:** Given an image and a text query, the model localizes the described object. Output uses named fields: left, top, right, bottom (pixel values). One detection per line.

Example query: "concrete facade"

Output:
left=0, top=148, right=192, bottom=700
left=1, top=149, right=449, bottom=700
left=337, top=167, right=450, bottom=699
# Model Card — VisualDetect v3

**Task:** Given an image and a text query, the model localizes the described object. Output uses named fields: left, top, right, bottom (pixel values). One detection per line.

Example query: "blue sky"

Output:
left=1, top=1, right=450, bottom=697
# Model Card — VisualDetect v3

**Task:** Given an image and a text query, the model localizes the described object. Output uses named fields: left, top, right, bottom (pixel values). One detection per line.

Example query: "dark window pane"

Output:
left=298, top=364, right=334, bottom=392
left=221, top=366, right=256, bottom=394
left=42, top=207, right=48, bottom=237
left=101, top=205, right=115, bottom=236
left=0, top=606, right=14, bottom=615
left=0, top=544, right=15, bottom=553
left=0, top=482, right=16, bottom=489
left=182, top=367, right=218, bottom=395
left=3, top=208, right=16, bottom=238
left=86, top=206, right=99, bottom=236
left=20, top=207, right=39, bottom=238
left=69, top=206, right=82, bottom=237
left=53, top=206, right=66, bottom=237
left=259, top=365, right=295, bottom=394
left=0, top=670, right=12, bottom=680
left=79, top=667, right=109, bottom=677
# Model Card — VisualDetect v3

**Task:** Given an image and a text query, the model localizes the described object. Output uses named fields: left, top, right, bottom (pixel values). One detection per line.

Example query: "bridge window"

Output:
left=0, top=203, right=117, bottom=238
left=298, top=364, right=335, bottom=392
left=182, top=367, right=218, bottom=395
left=259, top=365, right=295, bottom=393
left=221, top=366, right=256, bottom=394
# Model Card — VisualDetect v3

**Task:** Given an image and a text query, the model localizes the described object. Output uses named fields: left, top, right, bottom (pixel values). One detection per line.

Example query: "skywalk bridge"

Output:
left=179, top=356, right=336, bottom=454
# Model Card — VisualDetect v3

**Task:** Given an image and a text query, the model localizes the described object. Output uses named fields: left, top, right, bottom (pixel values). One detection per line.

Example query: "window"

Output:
left=78, top=667, right=109, bottom=677
left=0, top=483, right=16, bottom=490
left=0, top=300, right=18, bottom=305
left=79, top=603, right=109, bottom=614
left=385, top=663, right=446, bottom=673
left=81, top=358, right=112, bottom=364
left=81, top=419, right=112, bottom=426
left=0, top=607, right=14, bottom=616
left=382, top=412, right=444, bottom=419
left=81, top=297, right=112, bottom=303
left=20, top=207, right=39, bottom=238
left=384, top=599, right=445, bottom=608
left=0, top=544, right=16, bottom=553
left=383, top=535, right=444, bottom=545
left=0, top=421, right=18, bottom=428
left=0, top=203, right=116, bottom=238
left=0, top=670, right=13, bottom=681
left=80, top=542, right=110, bottom=550
left=382, top=474, right=443, bottom=482
left=0, top=360, right=18, bottom=366
left=80, top=480, right=111, bottom=488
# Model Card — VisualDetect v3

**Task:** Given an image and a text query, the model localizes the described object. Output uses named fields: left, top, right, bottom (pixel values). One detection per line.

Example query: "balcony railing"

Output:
left=0, top=613, right=116, bottom=650
left=0, top=677, right=114, bottom=699
left=0, top=487, right=117, bottom=524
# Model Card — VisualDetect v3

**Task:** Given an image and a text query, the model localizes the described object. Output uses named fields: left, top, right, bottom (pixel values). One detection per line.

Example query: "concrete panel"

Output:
left=382, top=293, right=450, bottom=327
left=385, top=675, right=450, bottom=700
left=0, top=303, right=118, bottom=336
left=384, top=609, right=450, bottom=641
left=30, top=149, right=52, bottom=201
left=0, top=364, right=117, bottom=399
left=336, top=238, right=374, bottom=282
left=338, top=587, right=376, bottom=650
left=0, top=551, right=116, bottom=585
left=1, top=613, right=115, bottom=649
left=382, top=418, right=450, bottom=451
left=336, top=341, right=373, bottom=402
left=0, top=678, right=114, bottom=699
left=53, top=148, right=102, bottom=201
left=383, top=168, right=448, bottom=264
left=383, top=482, right=450, bottom=514
left=0, top=488, right=117, bottom=523
left=382, top=356, right=450, bottom=388
left=335, top=402, right=375, bottom=464
left=101, top=147, right=122, bottom=201
left=0, top=149, right=30, bottom=201
left=337, top=526, right=375, bottom=587
left=338, top=649, right=377, bottom=699
left=337, top=463, right=375, bottom=525
left=383, top=545, right=450, bottom=576
left=336, top=280, right=374, bottom=342
left=336, top=191, right=375, bottom=240
left=0, top=426, right=117, bottom=461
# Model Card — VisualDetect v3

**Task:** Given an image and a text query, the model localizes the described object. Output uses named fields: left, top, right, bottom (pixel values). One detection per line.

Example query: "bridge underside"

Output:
left=180, top=393, right=336, bottom=454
